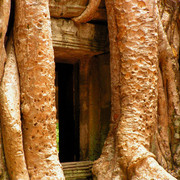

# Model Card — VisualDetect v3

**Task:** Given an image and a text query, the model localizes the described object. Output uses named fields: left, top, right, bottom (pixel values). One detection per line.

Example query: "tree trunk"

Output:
left=93, top=0, right=180, bottom=179
left=13, top=0, right=64, bottom=179
left=0, top=0, right=179, bottom=179
left=0, top=0, right=64, bottom=179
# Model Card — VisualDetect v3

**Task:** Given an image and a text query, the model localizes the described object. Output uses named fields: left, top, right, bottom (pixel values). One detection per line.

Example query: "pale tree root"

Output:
left=13, top=0, right=65, bottom=179
left=0, top=0, right=10, bottom=83
left=158, top=12, right=180, bottom=117
left=0, top=125, right=8, bottom=180
left=92, top=127, right=126, bottom=180
left=72, top=0, right=101, bottom=23
left=131, top=157, right=176, bottom=180
left=0, top=0, right=11, bottom=178
left=157, top=5, right=180, bottom=176
left=150, top=67, right=172, bottom=170
left=0, top=36, right=29, bottom=180
left=93, top=132, right=176, bottom=180
left=115, top=2, right=178, bottom=179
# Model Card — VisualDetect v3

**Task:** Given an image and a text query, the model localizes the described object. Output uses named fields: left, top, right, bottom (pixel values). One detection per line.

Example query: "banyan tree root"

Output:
left=13, top=0, right=64, bottom=179
left=72, top=0, right=101, bottom=23
left=93, top=0, right=178, bottom=179
left=0, top=37, right=29, bottom=179
left=0, top=0, right=10, bottom=83
left=0, top=125, right=8, bottom=180
left=157, top=1, right=180, bottom=173
left=151, top=68, right=172, bottom=169
left=131, top=157, right=176, bottom=180
left=0, top=0, right=11, bottom=178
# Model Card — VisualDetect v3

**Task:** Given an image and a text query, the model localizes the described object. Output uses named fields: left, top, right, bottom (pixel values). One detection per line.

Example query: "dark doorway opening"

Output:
left=56, top=63, right=79, bottom=162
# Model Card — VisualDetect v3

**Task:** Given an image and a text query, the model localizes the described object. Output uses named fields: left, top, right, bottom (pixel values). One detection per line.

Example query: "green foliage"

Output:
left=56, top=122, right=59, bottom=153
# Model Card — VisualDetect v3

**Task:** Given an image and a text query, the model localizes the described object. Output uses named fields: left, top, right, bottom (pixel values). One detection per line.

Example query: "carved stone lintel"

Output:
left=51, top=18, right=108, bottom=63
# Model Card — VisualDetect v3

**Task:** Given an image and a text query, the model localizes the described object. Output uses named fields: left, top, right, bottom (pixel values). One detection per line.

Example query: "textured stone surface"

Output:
left=51, top=18, right=108, bottom=63
left=88, top=54, right=111, bottom=161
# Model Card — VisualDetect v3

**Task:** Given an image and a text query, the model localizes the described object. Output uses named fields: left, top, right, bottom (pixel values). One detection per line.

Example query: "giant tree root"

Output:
left=131, top=157, right=176, bottom=180
left=93, top=0, right=179, bottom=179
left=13, top=0, right=65, bottom=179
left=157, top=1, right=180, bottom=173
left=0, top=37, right=29, bottom=179
left=0, top=126, right=8, bottom=180
left=0, top=0, right=10, bottom=83
left=92, top=128, right=125, bottom=179
left=0, top=0, right=13, bottom=178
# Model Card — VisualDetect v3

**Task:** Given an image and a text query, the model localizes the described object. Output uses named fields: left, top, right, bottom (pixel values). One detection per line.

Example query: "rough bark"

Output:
left=157, top=2, right=180, bottom=175
left=93, top=0, right=179, bottom=179
left=0, top=0, right=178, bottom=179
left=115, top=0, right=158, bottom=177
left=13, top=0, right=64, bottom=179
left=152, top=67, right=172, bottom=169
left=0, top=126, right=8, bottom=180
left=0, top=37, right=29, bottom=179
left=0, top=50, right=9, bottom=180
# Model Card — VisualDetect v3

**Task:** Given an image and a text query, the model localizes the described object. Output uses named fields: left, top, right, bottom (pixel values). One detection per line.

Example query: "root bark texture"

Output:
left=93, top=0, right=179, bottom=179
left=157, top=1, right=180, bottom=175
left=13, top=0, right=64, bottom=179
left=0, top=0, right=11, bottom=178
left=0, top=37, right=29, bottom=180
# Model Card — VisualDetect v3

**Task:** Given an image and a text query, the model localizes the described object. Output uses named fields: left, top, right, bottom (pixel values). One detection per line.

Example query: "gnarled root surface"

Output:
left=13, top=0, right=65, bottom=179
left=0, top=37, right=29, bottom=180
left=131, top=157, right=176, bottom=180
left=93, top=0, right=179, bottom=179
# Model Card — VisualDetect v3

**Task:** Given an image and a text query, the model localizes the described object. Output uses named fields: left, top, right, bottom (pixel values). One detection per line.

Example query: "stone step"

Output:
left=61, top=161, right=93, bottom=180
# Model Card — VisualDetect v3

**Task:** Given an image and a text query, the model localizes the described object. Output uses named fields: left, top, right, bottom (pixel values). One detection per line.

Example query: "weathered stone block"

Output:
left=51, top=18, right=108, bottom=63
left=61, top=161, right=93, bottom=179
